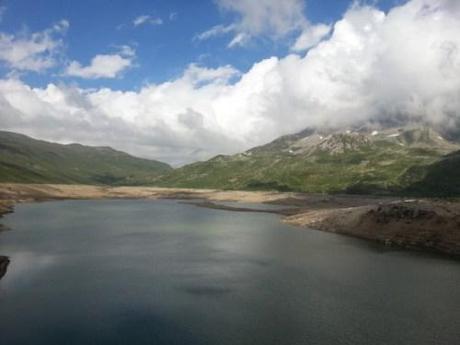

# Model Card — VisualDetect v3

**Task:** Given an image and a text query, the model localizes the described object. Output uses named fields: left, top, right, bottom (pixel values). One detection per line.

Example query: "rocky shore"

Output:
left=0, top=183, right=459, bottom=258
left=285, top=201, right=460, bottom=257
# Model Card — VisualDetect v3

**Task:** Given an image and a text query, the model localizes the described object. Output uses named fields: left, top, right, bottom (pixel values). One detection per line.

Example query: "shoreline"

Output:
left=1, top=183, right=459, bottom=258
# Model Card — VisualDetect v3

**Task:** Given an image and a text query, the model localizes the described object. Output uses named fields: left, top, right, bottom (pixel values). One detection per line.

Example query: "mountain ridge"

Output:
left=0, top=130, right=172, bottom=185
left=156, top=125, right=460, bottom=196
left=1, top=125, right=459, bottom=196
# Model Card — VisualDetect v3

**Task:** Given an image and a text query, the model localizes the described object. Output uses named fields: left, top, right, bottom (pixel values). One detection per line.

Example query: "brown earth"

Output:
left=0, top=183, right=295, bottom=204
left=285, top=200, right=460, bottom=257
left=0, top=183, right=459, bottom=258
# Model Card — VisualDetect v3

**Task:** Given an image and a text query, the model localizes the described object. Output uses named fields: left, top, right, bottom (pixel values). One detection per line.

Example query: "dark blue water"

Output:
left=0, top=199, right=459, bottom=345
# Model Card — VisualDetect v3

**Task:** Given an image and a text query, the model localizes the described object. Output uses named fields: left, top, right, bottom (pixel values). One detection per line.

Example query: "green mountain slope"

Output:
left=0, top=131, right=172, bottom=185
left=402, top=150, right=460, bottom=197
left=157, top=126, right=460, bottom=195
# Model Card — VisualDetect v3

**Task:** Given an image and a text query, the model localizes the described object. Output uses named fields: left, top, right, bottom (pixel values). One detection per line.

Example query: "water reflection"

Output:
left=0, top=251, right=56, bottom=285
left=0, top=255, right=9, bottom=280
left=0, top=200, right=459, bottom=345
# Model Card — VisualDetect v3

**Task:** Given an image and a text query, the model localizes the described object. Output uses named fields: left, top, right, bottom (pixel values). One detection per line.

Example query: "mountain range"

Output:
left=0, top=131, right=171, bottom=185
left=1, top=126, right=459, bottom=196
left=156, top=125, right=460, bottom=196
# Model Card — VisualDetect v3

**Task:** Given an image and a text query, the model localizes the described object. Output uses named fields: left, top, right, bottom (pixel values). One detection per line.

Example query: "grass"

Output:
left=0, top=131, right=172, bottom=185
left=2, top=127, right=459, bottom=197
left=156, top=140, right=448, bottom=195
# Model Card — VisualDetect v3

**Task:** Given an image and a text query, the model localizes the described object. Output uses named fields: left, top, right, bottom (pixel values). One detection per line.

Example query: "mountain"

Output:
left=402, top=150, right=460, bottom=197
left=0, top=131, right=172, bottom=185
left=2, top=126, right=459, bottom=196
left=156, top=126, right=460, bottom=195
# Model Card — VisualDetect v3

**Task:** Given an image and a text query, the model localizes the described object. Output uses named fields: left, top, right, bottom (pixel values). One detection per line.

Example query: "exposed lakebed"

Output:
left=0, top=199, right=459, bottom=345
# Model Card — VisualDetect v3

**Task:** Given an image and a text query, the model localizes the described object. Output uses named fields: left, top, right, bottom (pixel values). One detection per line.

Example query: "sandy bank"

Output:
left=0, top=183, right=459, bottom=258
left=0, top=183, right=293, bottom=205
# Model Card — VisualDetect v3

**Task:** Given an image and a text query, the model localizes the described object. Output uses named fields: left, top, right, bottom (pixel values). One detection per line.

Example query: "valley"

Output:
left=2, top=2, right=460, bottom=344
left=1, top=125, right=460, bottom=257
left=2, top=126, right=460, bottom=197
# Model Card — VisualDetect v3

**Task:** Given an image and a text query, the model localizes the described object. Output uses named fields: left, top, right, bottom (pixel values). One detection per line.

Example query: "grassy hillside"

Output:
left=157, top=126, right=460, bottom=195
left=2, top=127, right=458, bottom=196
left=402, top=151, right=460, bottom=197
left=0, top=131, right=172, bottom=185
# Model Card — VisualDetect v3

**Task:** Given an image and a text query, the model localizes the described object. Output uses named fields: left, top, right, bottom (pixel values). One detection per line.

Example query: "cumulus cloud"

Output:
left=133, top=15, right=163, bottom=27
left=1, top=0, right=460, bottom=165
left=182, top=63, right=240, bottom=85
left=64, top=46, right=135, bottom=79
left=0, top=20, right=68, bottom=72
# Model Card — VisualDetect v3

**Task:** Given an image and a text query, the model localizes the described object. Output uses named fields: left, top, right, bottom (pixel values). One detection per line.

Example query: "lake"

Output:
left=0, top=199, right=459, bottom=345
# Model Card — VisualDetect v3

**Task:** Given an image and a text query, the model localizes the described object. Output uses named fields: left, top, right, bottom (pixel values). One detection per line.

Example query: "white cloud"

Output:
left=116, top=45, right=136, bottom=57
left=198, top=0, right=308, bottom=47
left=291, top=23, right=331, bottom=51
left=227, top=32, right=250, bottom=48
left=133, top=15, right=163, bottom=27
left=1, top=0, right=460, bottom=165
left=0, top=20, right=68, bottom=72
left=64, top=46, right=135, bottom=79
left=218, top=0, right=306, bottom=37
left=183, top=63, right=240, bottom=85
left=195, top=24, right=235, bottom=41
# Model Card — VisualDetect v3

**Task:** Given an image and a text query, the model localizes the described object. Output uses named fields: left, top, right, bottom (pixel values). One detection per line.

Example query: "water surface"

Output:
left=0, top=199, right=459, bottom=345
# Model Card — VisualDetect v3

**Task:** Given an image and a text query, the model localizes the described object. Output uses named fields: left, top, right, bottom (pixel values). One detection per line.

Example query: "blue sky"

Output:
left=0, top=0, right=458, bottom=165
left=1, top=0, right=399, bottom=90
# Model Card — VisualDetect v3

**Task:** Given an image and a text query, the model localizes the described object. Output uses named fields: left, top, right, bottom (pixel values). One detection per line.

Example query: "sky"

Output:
left=0, top=0, right=459, bottom=165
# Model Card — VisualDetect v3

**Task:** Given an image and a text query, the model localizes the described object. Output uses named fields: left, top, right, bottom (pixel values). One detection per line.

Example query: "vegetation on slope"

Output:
left=2, top=126, right=459, bottom=196
left=157, top=126, right=460, bottom=196
left=0, top=131, right=172, bottom=185
left=402, top=151, right=460, bottom=197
